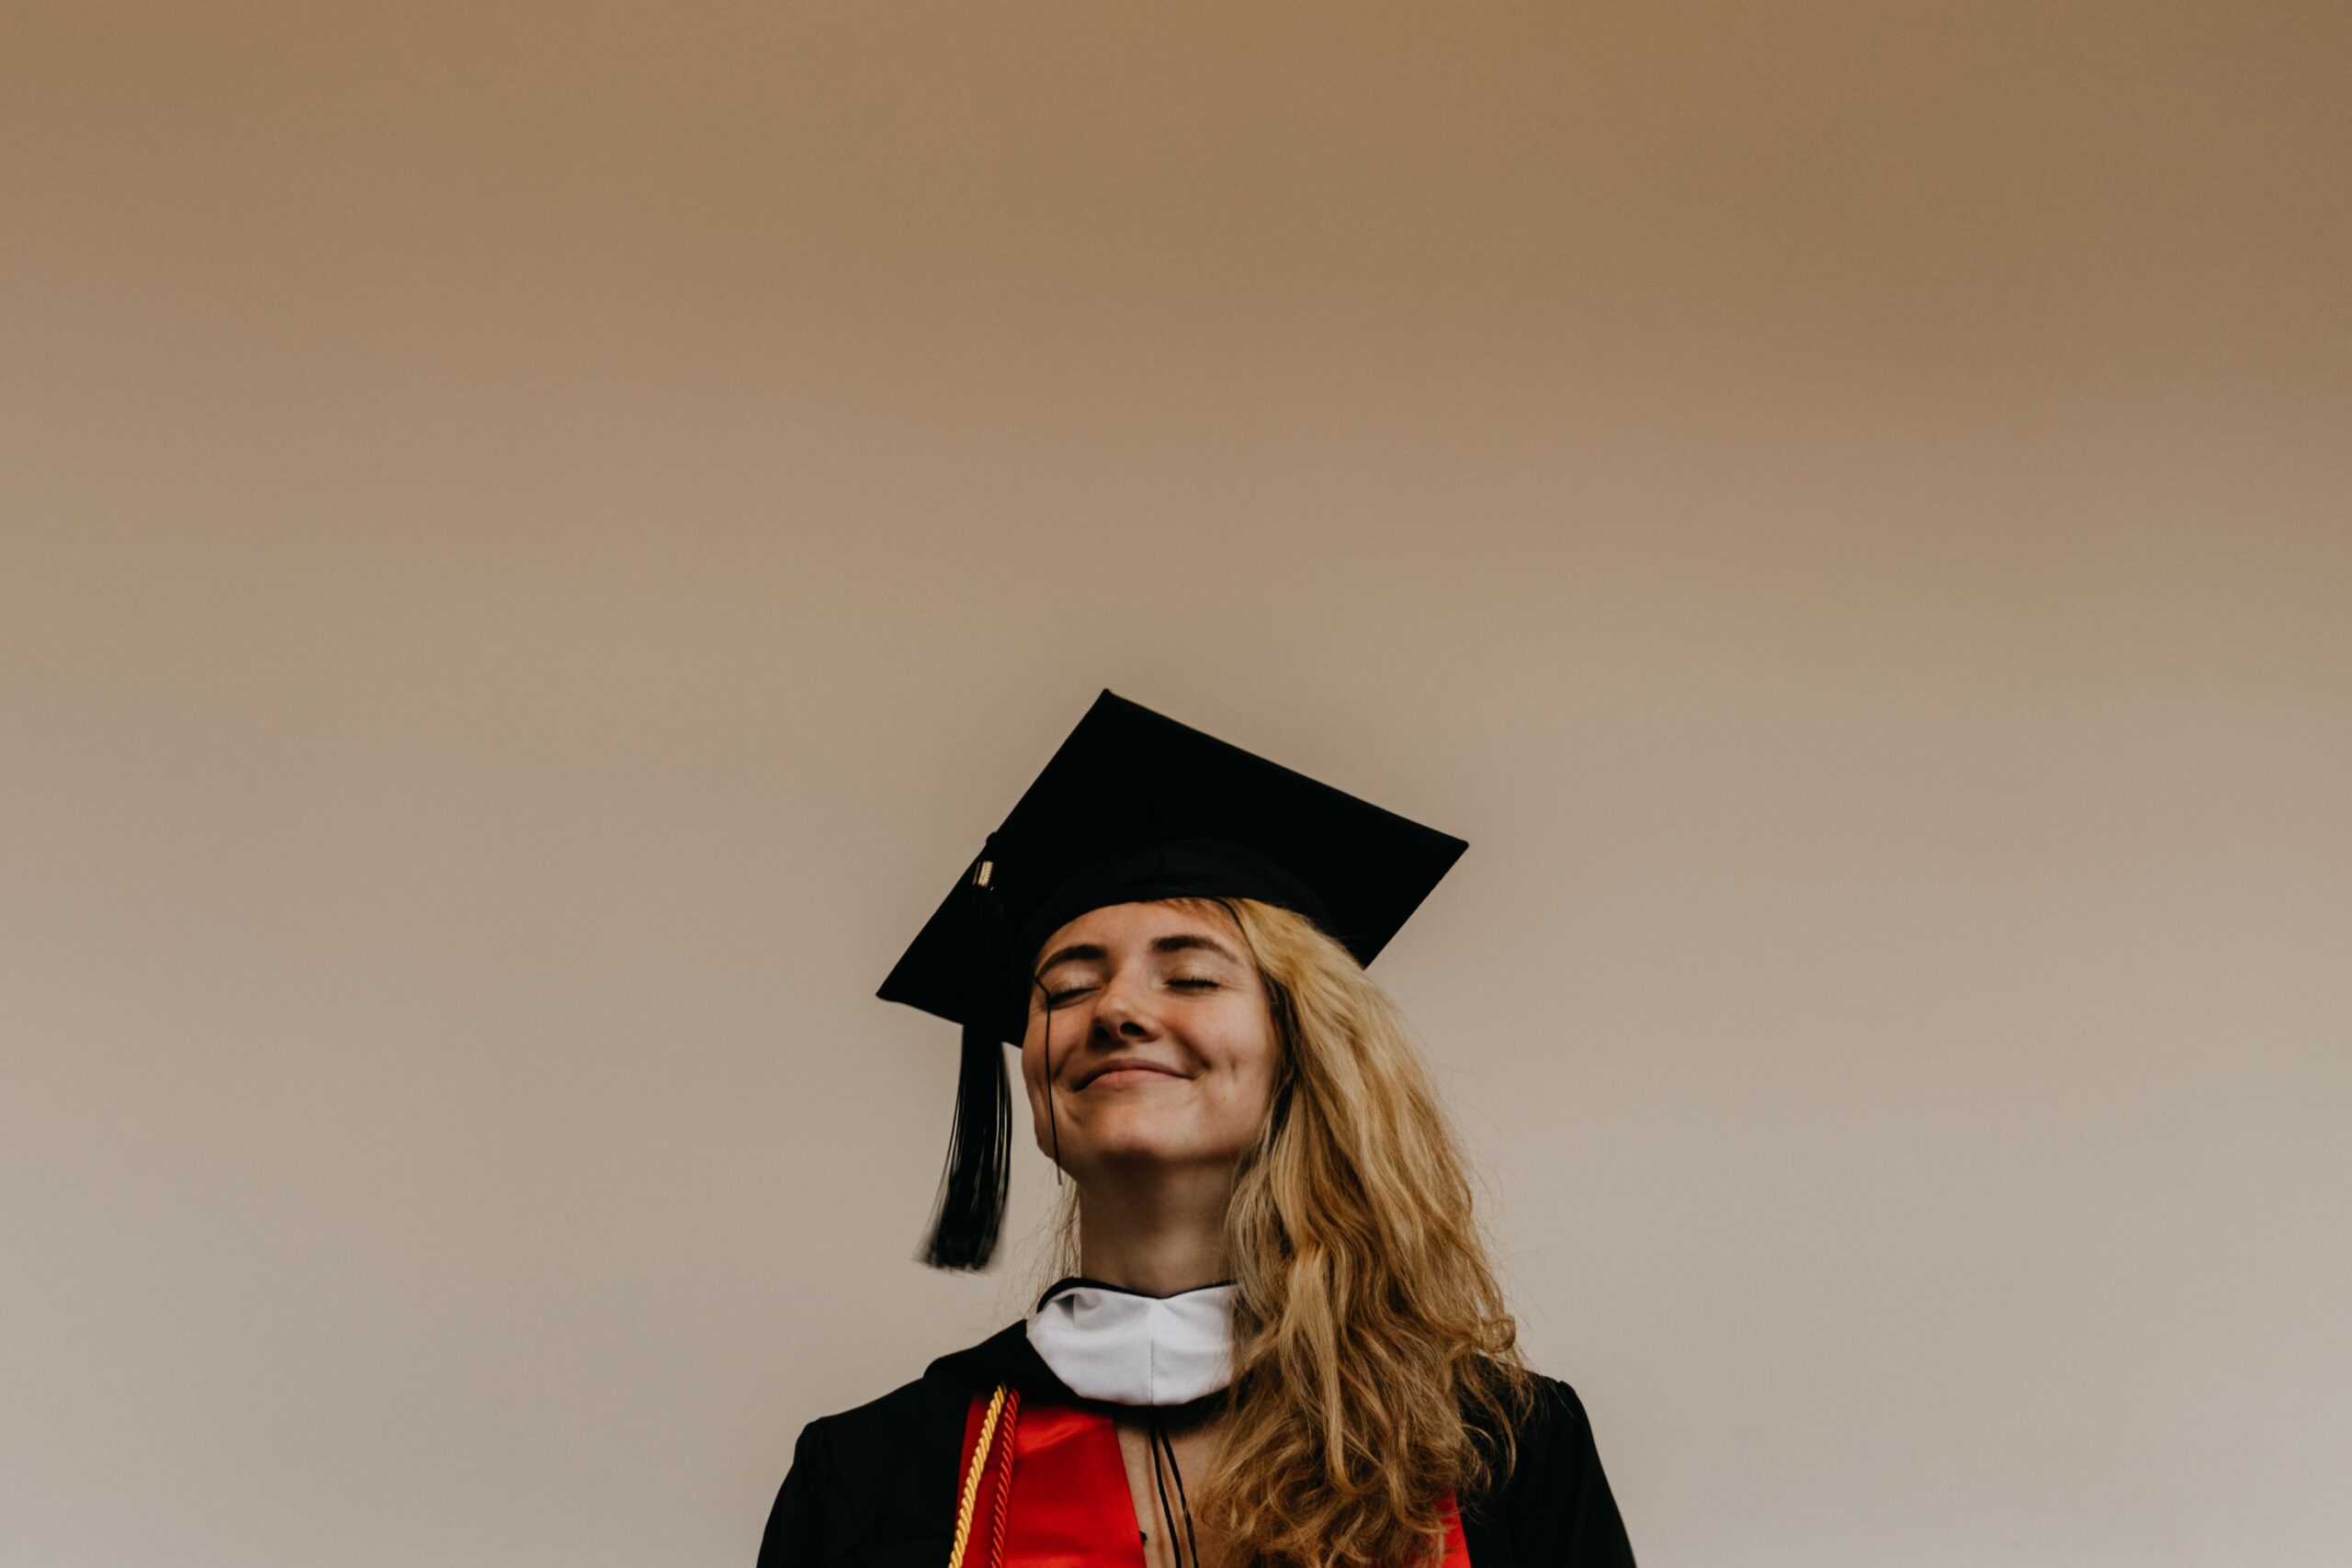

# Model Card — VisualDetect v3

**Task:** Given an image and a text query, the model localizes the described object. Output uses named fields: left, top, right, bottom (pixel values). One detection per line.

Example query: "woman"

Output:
left=759, top=693, right=1634, bottom=1567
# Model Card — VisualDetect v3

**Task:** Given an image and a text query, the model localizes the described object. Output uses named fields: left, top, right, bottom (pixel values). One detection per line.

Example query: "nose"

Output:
left=1090, top=967, right=1161, bottom=1043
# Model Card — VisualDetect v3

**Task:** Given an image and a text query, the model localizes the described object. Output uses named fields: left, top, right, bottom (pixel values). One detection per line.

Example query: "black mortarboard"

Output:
left=880, top=690, right=1468, bottom=1270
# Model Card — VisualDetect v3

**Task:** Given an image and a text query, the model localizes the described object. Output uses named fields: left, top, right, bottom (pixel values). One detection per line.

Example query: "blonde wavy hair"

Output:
left=1048, top=896, right=1533, bottom=1568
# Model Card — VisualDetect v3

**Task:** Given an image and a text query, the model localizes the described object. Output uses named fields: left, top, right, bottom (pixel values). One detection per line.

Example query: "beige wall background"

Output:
left=4, top=3, right=2346, bottom=1564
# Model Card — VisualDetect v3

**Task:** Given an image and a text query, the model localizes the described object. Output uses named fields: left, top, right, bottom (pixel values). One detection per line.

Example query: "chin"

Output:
left=1077, top=1122, right=1246, bottom=1170
left=1043, top=1098, right=1250, bottom=1171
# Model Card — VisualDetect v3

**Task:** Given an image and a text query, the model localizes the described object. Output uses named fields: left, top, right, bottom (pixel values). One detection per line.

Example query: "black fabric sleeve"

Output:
left=756, top=1421, right=862, bottom=1568
left=1480, top=1378, right=1636, bottom=1567
left=753, top=1360, right=975, bottom=1568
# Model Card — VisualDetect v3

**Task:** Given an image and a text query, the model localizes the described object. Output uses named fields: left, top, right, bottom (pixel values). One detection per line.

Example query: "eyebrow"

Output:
left=1035, top=932, right=1244, bottom=975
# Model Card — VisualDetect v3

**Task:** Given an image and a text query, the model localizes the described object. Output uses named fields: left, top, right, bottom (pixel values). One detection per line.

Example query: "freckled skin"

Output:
left=1020, top=901, right=1281, bottom=1180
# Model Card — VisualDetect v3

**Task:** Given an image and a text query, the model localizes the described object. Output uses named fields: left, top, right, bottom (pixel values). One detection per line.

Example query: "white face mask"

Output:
left=1024, top=1278, right=1237, bottom=1406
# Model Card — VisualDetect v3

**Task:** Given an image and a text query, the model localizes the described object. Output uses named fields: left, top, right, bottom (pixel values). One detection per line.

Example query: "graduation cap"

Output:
left=881, top=690, right=1468, bottom=1270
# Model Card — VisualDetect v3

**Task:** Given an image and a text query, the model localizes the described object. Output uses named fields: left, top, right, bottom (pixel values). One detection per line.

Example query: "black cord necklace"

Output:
left=1143, top=1407, right=1204, bottom=1568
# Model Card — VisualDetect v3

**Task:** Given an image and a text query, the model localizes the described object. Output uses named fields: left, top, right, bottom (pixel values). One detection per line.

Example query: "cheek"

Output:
left=1206, top=1018, right=1283, bottom=1120
left=1020, top=1010, right=1082, bottom=1123
left=1018, top=1022, right=1052, bottom=1099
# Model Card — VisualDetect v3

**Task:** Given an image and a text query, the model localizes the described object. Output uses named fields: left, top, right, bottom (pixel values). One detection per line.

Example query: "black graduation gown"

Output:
left=757, top=1322, right=1635, bottom=1567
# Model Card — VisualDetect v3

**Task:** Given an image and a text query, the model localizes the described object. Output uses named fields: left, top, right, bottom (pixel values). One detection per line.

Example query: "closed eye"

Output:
left=1042, top=976, right=1218, bottom=1007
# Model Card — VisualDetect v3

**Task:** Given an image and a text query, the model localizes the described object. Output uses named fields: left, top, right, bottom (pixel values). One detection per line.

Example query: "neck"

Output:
left=1073, top=1161, right=1236, bottom=1297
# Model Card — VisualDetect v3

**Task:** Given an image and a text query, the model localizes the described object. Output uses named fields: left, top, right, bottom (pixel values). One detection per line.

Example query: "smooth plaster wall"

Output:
left=3, top=4, right=2346, bottom=1564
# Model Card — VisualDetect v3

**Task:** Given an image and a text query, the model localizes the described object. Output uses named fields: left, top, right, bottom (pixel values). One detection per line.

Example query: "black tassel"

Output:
left=922, top=845, right=1012, bottom=1270
left=921, top=1018, right=1011, bottom=1269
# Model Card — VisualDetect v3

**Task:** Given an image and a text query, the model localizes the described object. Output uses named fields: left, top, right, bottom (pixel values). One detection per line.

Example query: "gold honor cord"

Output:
left=946, top=1384, right=1011, bottom=1568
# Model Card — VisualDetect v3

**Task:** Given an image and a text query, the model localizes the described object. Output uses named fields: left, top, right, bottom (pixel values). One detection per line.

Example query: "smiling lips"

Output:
left=1074, top=1060, right=1188, bottom=1090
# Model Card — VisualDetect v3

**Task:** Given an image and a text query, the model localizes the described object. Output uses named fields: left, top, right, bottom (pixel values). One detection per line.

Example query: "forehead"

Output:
left=1033, top=897, right=1238, bottom=960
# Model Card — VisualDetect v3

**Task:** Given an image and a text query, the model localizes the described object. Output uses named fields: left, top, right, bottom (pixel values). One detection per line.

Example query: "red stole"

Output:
left=954, top=1389, right=1472, bottom=1567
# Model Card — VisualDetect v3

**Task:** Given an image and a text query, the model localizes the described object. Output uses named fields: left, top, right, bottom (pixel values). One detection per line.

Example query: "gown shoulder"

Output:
left=753, top=1322, right=1036, bottom=1568
left=1457, top=1371, right=1637, bottom=1568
